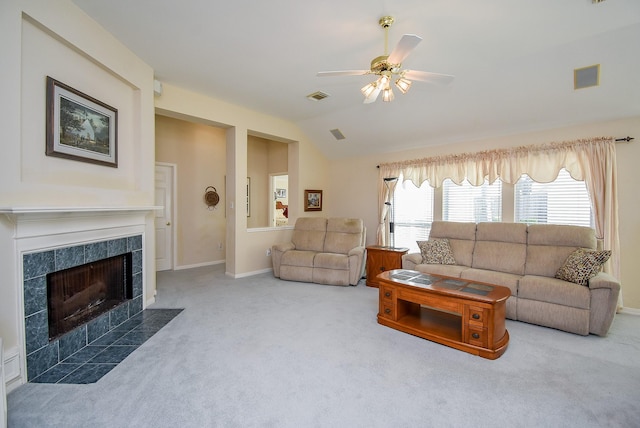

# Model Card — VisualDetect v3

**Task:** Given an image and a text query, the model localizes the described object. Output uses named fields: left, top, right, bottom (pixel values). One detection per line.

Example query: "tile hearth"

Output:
left=31, top=308, right=183, bottom=384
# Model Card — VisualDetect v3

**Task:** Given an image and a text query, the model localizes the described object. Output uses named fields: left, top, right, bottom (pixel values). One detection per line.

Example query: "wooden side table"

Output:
left=365, top=246, right=409, bottom=287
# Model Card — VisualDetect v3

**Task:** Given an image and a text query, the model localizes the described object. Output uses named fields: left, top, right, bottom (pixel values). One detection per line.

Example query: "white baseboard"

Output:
left=174, top=260, right=224, bottom=271
left=227, top=267, right=273, bottom=279
left=619, top=307, right=640, bottom=316
left=4, top=345, right=23, bottom=394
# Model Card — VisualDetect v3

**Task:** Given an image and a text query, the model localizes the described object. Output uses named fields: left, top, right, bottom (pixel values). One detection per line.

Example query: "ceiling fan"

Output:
left=317, top=16, right=454, bottom=103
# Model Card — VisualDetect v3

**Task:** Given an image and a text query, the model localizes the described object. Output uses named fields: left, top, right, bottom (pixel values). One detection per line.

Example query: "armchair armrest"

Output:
left=402, top=253, right=422, bottom=270
left=348, top=246, right=365, bottom=257
left=271, top=242, right=295, bottom=277
left=347, top=246, right=366, bottom=285
left=273, top=242, right=295, bottom=253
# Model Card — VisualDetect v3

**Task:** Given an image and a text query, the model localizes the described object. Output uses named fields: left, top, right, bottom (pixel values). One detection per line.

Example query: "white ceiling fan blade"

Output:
left=363, top=86, right=381, bottom=104
left=387, top=34, right=422, bottom=65
left=403, top=70, right=455, bottom=85
left=317, top=70, right=369, bottom=77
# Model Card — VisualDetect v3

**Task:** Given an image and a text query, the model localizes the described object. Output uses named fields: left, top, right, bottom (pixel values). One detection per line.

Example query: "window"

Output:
left=443, top=178, right=502, bottom=222
left=391, top=180, right=434, bottom=253
left=391, top=170, right=592, bottom=252
left=515, top=168, right=592, bottom=227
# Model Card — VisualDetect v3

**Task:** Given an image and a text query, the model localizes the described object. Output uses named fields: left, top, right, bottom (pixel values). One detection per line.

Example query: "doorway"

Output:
left=155, top=163, right=176, bottom=271
left=270, top=173, right=288, bottom=227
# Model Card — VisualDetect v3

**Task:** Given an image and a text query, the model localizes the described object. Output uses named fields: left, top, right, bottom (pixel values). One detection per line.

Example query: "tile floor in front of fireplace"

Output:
left=31, top=308, right=183, bottom=384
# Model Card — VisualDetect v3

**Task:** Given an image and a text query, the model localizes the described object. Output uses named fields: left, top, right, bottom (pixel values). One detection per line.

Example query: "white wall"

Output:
left=328, top=116, right=640, bottom=309
left=0, top=0, right=155, bottom=366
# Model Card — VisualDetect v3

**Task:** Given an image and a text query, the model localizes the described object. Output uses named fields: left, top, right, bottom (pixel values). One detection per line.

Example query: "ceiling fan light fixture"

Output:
left=382, top=87, right=394, bottom=102
left=361, top=81, right=378, bottom=98
left=379, top=74, right=390, bottom=89
left=395, top=77, right=412, bottom=94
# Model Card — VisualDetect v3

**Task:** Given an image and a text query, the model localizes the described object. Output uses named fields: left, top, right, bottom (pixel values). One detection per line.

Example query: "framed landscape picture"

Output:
left=46, top=76, right=118, bottom=167
left=304, top=189, right=322, bottom=212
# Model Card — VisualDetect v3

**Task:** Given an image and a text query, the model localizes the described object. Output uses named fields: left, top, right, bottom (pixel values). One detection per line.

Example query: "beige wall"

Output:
left=155, top=115, right=227, bottom=267
left=155, top=83, right=329, bottom=276
left=0, top=0, right=155, bottom=350
left=247, top=136, right=289, bottom=228
left=247, top=137, right=269, bottom=228
left=328, top=116, right=640, bottom=309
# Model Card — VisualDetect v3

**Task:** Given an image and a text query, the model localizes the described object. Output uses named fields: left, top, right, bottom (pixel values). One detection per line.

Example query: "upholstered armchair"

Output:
left=272, top=217, right=366, bottom=286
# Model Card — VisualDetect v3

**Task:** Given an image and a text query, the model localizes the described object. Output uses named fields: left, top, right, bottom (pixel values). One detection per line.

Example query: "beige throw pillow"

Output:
left=555, top=248, right=611, bottom=286
left=417, top=239, right=456, bottom=265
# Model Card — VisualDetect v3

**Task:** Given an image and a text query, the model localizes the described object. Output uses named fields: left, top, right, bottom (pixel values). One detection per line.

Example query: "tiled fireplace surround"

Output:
left=23, top=234, right=143, bottom=381
left=6, top=208, right=151, bottom=385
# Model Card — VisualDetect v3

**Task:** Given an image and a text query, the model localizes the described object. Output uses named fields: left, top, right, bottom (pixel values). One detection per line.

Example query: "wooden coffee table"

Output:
left=377, top=269, right=510, bottom=359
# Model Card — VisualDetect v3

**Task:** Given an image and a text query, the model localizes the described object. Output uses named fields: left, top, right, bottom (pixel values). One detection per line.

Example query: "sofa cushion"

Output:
left=525, top=224, right=596, bottom=276
left=323, top=218, right=364, bottom=254
left=281, top=250, right=316, bottom=268
left=527, top=224, right=596, bottom=247
left=429, top=221, right=476, bottom=267
left=472, top=222, right=527, bottom=275
left=414, top=264, right=470, bottom=278
left=555, top=248, right=611, bottom=286
left=525, top=245, right=581, bottom=278
left=417, top=239, right=456, bottom=264
left=314, top=252, right=350, bottom=270
left=459, top=268, right=520, bottom=297
left=291, top=217, right=327, bottom=252
left=519, top=275, right=591, bottom=309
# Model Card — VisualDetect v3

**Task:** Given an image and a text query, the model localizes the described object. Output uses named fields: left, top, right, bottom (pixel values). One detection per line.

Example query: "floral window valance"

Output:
left=378, top=137, right=613, bottom=188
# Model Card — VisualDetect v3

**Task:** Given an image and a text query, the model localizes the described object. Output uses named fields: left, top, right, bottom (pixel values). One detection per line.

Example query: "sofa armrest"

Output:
left=272, top=242, right=295, bottom=277
left=402, top=253, right=422, bottom=270
left=588, top=272, right=621, bottom=292
left=588, top=272, right=621, bottom=336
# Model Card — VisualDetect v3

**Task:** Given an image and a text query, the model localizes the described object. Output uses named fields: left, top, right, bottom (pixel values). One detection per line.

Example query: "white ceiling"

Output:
left=72, top=0, right=640, bottom=159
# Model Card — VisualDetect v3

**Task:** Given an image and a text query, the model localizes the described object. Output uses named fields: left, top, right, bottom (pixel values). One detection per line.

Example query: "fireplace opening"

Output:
left=47, top=253, right=133, bottom=341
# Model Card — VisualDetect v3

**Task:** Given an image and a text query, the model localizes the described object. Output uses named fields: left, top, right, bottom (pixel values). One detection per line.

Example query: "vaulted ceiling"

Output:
left=73, top=0, right=640, bottom=159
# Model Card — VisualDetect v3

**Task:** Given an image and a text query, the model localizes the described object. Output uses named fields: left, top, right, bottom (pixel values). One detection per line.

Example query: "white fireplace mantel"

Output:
left=1, top=206, right=162, bottom=240
left=0, top=206, right=161, bottom=216
left=4, top=206, right=160, bottom=388
left=0, top=206, right=163, bottom=243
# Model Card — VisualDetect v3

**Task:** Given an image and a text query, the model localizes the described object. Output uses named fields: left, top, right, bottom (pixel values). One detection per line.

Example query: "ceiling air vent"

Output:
left=307, top=91, right=330, bottom=101
left=574, top=64, right=600, bottom=90
left=329, top=128, right=346, bottom=140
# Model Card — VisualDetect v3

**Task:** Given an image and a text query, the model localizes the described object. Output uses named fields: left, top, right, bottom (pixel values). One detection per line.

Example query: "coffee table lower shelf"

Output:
left=378, top=307, right=509, bottom=360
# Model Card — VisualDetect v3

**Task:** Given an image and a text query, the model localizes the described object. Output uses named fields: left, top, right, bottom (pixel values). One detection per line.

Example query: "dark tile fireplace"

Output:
left=47, top=253, right=133, bottom=341
left=23, top=235, right=143, bottom=381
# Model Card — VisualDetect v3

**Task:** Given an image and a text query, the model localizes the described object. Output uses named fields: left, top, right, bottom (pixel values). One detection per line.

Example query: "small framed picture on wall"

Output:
left=304, top=189, right=322, bottom=212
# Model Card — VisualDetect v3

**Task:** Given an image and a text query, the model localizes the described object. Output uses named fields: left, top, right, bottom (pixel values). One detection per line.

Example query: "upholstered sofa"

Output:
left=272, top=217, right=366, bottom=286
left=402, top=221, right=620, bottom=336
